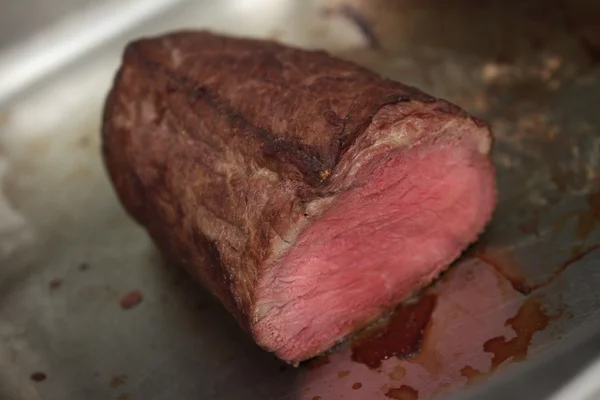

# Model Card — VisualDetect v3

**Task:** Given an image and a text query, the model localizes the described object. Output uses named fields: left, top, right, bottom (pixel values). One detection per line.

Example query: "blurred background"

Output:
left=1, top=0, right=98, bottom=50
left=0, top=1, right=600, bottom=400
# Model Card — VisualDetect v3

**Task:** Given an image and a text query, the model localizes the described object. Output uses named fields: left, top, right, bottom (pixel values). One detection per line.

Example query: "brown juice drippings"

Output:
left=484, top=297, right=554, bottom=367
left=477, top=241, right=600, bottom=295
left=385, top=385, right=419, bottom=400
left=307, top=354, right=330, bottom=370
left=351, top=295, right=437, bottom=369
left=337, top=370, right=350, bottom=378
left=475, top=249, right=532, bottom=294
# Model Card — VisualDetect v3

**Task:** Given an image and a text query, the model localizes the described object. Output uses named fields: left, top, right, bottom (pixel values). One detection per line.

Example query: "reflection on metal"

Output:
left=549, top=357, right=600, bottom=400
left=0, top=0, right=187, bottom=106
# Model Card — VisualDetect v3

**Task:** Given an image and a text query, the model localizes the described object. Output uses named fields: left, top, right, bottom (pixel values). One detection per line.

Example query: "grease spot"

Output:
left=120, top=291, right=143, bottom=310
left=78, top=135, right=91, bottom=148
left=109, top=374, right=127, bottom=389
left=30, top=372, right=47, bottom=382
left=352, top=382, right=363, bottom=390
left=49, top=279, right=62, bottom=290
left=389, top=364, right=406, bottom=381
left=337, top=370, right=350, bottom=378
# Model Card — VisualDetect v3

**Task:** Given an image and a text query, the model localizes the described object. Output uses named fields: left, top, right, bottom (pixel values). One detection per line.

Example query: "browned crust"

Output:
left=101, top=30, right=489, bottom=337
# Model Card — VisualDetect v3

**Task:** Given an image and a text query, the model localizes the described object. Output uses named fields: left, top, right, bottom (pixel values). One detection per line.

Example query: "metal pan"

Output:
left=0, top=0, right=599, bottom=399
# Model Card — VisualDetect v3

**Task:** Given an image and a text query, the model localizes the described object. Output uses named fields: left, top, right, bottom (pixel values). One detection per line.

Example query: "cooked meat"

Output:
left=101, top=31, right=496, bottom=364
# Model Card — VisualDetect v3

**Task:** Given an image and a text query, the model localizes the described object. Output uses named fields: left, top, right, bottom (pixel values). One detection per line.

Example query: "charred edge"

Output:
left=262, top=140, right=327, bottom=182
left=190, top=226, right=249, bottom=322
left=431, top=100, right=464, bottom=116
left=204, top=238, right=229, bottom=286
left=178, top=75, right=331, bottom=185
left=337, top=93, right=412, bottom=154
left=471, top=116, right=490, bottom=129
left=322, top=108, right=345, bottom=128
left=391, top=86, right=437, bottom=104
left=126, top=46, right=332, bottom=185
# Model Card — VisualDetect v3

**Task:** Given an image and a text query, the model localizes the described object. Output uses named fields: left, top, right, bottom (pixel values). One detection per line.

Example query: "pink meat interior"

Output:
left=254, top=135, right=496, bottom=363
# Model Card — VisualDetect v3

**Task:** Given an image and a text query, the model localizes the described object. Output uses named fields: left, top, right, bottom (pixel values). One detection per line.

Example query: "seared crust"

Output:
left=101, top=31, right=489, bottom=335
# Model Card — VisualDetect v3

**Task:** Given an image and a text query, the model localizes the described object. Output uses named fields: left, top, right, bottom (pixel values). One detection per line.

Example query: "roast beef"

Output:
left=101, top=31, right=497, bottom=364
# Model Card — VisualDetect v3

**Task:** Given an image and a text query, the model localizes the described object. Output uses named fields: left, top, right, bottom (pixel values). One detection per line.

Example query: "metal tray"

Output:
left=1, top=1, right=599, bottom=399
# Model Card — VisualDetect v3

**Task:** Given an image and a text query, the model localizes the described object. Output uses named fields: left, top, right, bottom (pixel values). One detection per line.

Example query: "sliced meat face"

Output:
left=254, top=105, right=495, bottom=361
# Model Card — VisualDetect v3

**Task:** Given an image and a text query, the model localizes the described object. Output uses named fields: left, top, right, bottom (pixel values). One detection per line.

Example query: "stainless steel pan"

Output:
left=1, top=1, right=599, bottom=399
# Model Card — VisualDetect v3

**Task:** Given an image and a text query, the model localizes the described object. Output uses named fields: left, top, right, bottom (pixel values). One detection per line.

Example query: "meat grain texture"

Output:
left=102, top=31, right=496, bottom=364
